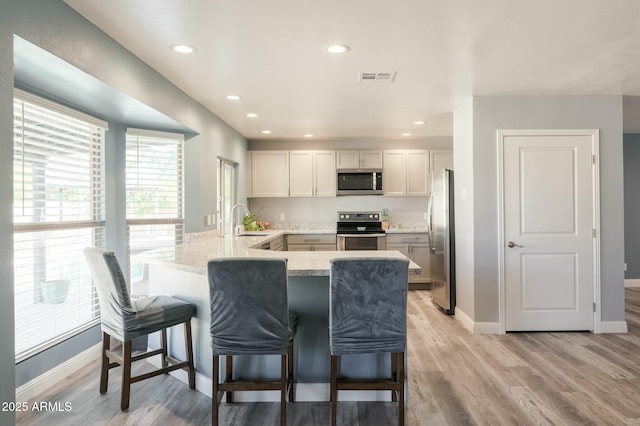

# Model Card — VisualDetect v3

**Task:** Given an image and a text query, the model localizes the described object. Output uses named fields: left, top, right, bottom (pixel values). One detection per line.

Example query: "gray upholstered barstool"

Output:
left=329, top=257, right=409, bottom=426
left=207, top=257, right=296, bottom=426
left=83, top=247, right=196, bottom=410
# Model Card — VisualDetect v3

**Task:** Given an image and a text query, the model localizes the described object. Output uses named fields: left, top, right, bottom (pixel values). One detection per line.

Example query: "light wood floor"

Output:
left=17, top=288, right=640, bottom=425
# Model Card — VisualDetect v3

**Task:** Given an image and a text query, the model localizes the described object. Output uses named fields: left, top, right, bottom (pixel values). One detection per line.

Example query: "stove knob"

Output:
left=345, top=214, right=350, bottom=219
left=339, top=214, right=344, bottom=219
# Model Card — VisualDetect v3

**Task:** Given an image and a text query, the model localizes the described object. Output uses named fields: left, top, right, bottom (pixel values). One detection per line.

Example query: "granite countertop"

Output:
left=134, top=230, right=422, bottom=277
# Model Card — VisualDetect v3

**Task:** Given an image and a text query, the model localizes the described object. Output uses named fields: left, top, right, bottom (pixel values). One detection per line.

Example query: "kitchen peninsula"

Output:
left=134, top=230, right=421, bottom=401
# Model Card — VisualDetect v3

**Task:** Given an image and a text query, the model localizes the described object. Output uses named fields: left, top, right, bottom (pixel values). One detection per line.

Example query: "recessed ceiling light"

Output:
left=402, top=132, right=412, bottom=137
left=246, top=113, right=258, bottom=118
left=172, top=44, right=196, bottom=54
left=304, top=134, right=314, bottom=138
left=324, top=44, right=350, bottom=54
left=226, top=95, right=242, bottom=101
left=261, top=130, right=272, bottom=134
left=413, top=120, right=425, bottom=125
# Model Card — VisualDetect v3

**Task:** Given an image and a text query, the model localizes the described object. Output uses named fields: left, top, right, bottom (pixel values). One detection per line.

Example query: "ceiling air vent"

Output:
left=358, top=72, right=397, bottom=83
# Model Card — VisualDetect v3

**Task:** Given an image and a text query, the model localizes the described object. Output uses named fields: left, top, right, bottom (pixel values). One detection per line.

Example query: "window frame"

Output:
left=125, top=128, right=185, bottom=293
left=13, top=88, right=107, bottom=362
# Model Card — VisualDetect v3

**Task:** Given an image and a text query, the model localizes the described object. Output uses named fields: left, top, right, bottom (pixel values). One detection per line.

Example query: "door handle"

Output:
left=507, top=241, right=524, bottom=248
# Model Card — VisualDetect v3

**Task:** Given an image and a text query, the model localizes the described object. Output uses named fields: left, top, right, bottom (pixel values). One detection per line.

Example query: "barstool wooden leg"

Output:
left=280, top=354, right=287, bottom=426
left=184, top=321, right=196, bottom=389
left=391, top=352, right=398, bottom=402
left=212, top=355, right=220, bottom=426
left=121, top=340, right=132, bottom=410
left=288, top=343, right=295, bottom=402
left=100, top=332, right=110, bottom=394
left=330, top=355, right=338, bottom=426
left=160, top=329, right=168, bottom=370
left=399, top=352, right=405, bottom=426
left=225, top=355, right=233, bottom=403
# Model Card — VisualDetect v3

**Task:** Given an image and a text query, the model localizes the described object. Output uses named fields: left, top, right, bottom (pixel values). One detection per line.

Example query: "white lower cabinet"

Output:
left=285, top=234, right=337, bottom=251
left=386, top=233, right=431, bottom=289
left=269, top=236, right=284, bottom=251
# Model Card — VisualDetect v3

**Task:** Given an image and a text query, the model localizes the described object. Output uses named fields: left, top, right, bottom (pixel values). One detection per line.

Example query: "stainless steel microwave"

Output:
left=336, top=169, right=383, bottom=195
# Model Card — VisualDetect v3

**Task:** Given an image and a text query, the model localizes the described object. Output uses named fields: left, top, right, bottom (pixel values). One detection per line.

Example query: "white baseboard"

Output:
left=453, top=306, right=474, bottom=333
left=600, top=321, right=628, bottom=333
left=16, top=343, right=101, bottom=402
left=455, top=307, right=628, bottom=334
left=625, top=279, right=640, bottom=288
left=454, top=306, right=501, bottom=334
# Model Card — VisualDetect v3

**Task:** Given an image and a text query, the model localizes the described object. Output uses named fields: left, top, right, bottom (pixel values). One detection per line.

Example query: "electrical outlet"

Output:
left=204, top=214, right=216, bottom=226
left=280, top=213, right=286, bottom=221
left=624, top=262, right=628, bottom=272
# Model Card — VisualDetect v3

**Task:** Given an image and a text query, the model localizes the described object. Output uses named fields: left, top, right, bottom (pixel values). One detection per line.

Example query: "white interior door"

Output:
left=500, top=130, right=598, bottom=331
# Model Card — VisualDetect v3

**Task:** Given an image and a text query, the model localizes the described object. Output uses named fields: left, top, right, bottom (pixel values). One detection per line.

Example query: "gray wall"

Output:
left=624, top=134, right=640, bottom=279
left=0, top=4, right=16, bottom=423
left=1, top=0, right=248, bottom=392
left=454, top=95, right=625, bottom=324
left=452, top=98, right=475, bottom=318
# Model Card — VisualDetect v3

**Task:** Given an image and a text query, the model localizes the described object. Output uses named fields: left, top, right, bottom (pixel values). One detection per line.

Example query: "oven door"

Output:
left=337, top=234, right=386, bottom=251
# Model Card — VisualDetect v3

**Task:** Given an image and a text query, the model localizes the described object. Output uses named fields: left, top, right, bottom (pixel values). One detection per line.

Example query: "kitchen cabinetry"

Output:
left=383, top=150, right=429, bottom=196
left=286, top=234, right=337, bottom=251
left=289, top=151, right=336, bottom=197
left=336, top=150, right=383, bottom=169
left=429, top=149, right=453, bottom=194
left=260, top=236, right=284, bottom=251
left=386, top=233, right=431, bottom=289
left=430, top=149, right=453, bottom=174
left=249, top=151, right=289, bottom=197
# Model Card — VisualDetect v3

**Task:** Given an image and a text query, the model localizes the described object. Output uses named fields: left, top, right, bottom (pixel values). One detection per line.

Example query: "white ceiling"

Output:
left=64, top=0, right=640, bottom=140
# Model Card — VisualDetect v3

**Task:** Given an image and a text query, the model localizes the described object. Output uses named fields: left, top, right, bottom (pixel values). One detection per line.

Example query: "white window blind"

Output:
left=126, top=129, right=184, bottom=294
left=13, top=89, right=107, bottom=361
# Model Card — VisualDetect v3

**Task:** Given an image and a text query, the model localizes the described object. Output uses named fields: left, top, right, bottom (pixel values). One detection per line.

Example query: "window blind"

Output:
left=126, top=129, right=184, bottom=294
left=13, top=89, right=106, bottom=361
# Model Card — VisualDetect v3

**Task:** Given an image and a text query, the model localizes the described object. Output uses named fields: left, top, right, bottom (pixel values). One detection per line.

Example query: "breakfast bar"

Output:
left=134, top=231, right=420, bottom=401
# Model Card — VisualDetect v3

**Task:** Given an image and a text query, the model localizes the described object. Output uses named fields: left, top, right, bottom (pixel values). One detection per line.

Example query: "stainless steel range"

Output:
left=336, top=211, right=386, bottom=251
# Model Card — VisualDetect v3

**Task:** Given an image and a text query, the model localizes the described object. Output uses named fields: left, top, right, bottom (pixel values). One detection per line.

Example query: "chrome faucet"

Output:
left=231, top=203, right=250, bottom=236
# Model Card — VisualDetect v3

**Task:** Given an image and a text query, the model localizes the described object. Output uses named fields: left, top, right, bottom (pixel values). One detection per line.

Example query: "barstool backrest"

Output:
left=208, top=257, right=291, bottom=355
left=329, top=257, right=409, bottom=355
left=84, top=248, right=134, bottom=337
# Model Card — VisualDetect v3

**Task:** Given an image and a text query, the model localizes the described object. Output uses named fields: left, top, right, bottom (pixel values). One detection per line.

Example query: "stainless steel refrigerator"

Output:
left=429, top=169, right=455, bottom=314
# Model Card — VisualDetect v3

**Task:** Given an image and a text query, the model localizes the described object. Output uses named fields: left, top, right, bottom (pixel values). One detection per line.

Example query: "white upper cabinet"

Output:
left=250, top=151, right=289, bottom=197
left=314, top=151, right=337, bottom=196
left=382, top=150, right=406, bottom=196
left=406, top=150, right=429, bottom=196
left=383, top=150, right=430, bottom=196
left=336, top=150, right=383, bottom=169
left=289, top=150, right=336, bottom=197
left=430, top=149, right=453, bottom=175
left=429, top=149, right=453, bottom=193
